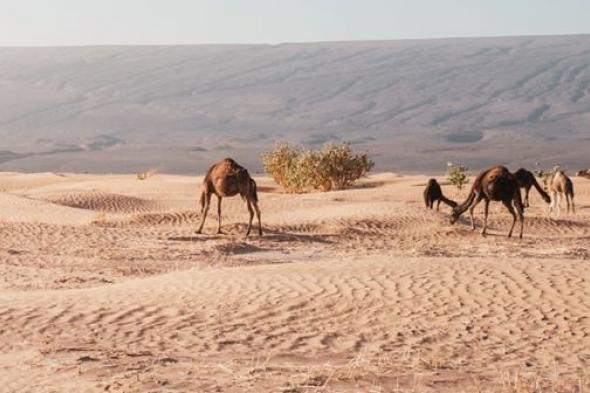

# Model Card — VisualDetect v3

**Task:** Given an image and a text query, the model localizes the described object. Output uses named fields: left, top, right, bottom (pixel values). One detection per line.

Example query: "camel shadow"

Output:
left=261, top=231, right=335, bottom=244
left=168, top=234, right=224, bottom=242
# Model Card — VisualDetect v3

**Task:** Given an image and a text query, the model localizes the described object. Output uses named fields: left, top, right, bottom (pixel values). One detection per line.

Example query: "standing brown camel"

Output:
left=450, top=166, right=524, bottom=238
left=549, top=170, right=575, bottom=216
left=513, top=168, right=551, bottom=207
left=197, top=158, right=262, bottom=237
left=423, top=178, right=457, bottom=211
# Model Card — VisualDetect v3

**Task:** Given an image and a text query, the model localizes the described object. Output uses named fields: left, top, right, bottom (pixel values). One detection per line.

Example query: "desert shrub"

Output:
left=534, top=164, right=561, bottom=189
left=137, top=168, right=158, bottom=180
left=262, top=142, right=374, bottom=192
left=446, top=162, right=469, bottom=190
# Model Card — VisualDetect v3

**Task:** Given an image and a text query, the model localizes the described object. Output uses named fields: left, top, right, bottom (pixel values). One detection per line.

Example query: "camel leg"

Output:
left=245, top=199, right=254, bottom=237
left=556, top=194, right=562, bottom=217
left=216, top=195, right=223, bottom=234
left=502, top=200, right=518, bottom=238
left=524, top=186, right=530, bottom=208
left=436, top=199, right=441, bottom=211
left=513, top=193, right=525, bottom=239
left=549, top=192, right=557, bottom=218
left=252, top=200, right=262, bottom=236
left=197, top=192, right=212, bottom=234
left=480, top=199, right=490, bottom=236
left=469, top=195, right=484, bottom=230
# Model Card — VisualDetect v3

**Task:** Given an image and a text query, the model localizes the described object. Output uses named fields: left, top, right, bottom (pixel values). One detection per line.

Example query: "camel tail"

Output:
left=250, top=178, right=259, bottom=203
left=199, top=188, right=207, bottom=212
left=566, top=178, right=574, bottom=199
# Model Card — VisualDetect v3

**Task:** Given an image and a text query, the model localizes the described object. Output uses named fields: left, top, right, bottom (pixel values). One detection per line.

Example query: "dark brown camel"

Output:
left=197, top=158, right=262, bottom=237
left=513, top=168, right=551, bottom=207
left=423, top=178, right=457, bottom=211
left=450, top=166, right=524, bottom=238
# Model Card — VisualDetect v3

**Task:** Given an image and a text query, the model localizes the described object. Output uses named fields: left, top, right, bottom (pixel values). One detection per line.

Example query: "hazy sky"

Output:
left=1, top=0, right=589, bottom=46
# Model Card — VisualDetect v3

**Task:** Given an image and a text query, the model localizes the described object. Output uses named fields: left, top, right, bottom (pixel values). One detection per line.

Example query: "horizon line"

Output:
left=1, top=32, right=589, bottom=49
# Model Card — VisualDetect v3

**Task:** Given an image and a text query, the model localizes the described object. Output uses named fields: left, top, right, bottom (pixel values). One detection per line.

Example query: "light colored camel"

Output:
left=197, top=158, right=262, bottom=237
left=549, top=170, right=575, bottom=216
left=450, top=166, right=524, bottom=238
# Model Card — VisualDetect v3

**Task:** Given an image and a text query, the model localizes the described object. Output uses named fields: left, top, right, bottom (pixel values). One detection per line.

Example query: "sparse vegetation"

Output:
left=446, top=162, right=469, bottom=191
left=137, top=168, right=158, bottom=180
left=262, top=142, right=374, bottom=192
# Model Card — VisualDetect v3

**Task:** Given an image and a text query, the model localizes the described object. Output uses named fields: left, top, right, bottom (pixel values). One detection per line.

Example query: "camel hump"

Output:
left=222, top=157, right=238, bottom=165
left=427, top=178, right=437, bottom=185
left=216, top=157, right=246, bottom=174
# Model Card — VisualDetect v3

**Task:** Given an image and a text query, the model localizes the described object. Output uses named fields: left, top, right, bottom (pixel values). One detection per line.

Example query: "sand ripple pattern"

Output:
left=1, top=257, right=589, bottom=392
left=0, top=173, right=589, bottom=391
left=47, top=191, right=158, bottom=214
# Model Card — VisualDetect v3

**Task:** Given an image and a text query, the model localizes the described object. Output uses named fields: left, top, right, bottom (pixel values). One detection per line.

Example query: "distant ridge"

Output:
left=0, top=34, right=589, bottom=173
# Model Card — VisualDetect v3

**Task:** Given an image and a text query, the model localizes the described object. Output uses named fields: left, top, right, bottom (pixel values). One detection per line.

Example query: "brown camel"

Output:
left=549, top=170, right=575, bottom=216
left=450, top=166, right=524, bottom=238
left=197, top=158, right=262, bottom=237
left=423, top=178, right=457, bottom=211
left=513, top=168, right=551, bottom=207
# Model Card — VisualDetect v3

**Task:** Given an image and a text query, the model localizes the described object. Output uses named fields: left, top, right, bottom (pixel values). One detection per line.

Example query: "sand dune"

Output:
left=0, top=172, right=589, bottom=392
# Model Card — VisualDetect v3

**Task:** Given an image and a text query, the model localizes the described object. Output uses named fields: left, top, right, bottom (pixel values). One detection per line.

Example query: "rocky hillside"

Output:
left=1, top=35, right=589, bottom=173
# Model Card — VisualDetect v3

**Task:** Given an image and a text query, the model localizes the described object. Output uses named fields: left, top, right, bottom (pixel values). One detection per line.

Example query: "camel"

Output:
left=197, top=158, right=262, bottom=237
left=423, top=178, right=457, bottom=211
left=513, top=168, right=551, bottom=207
left=576, top=169, right=590, bottom=180
left=548, top=170, right=575, bottom=216
left=450, top=166, right=524, bottom=238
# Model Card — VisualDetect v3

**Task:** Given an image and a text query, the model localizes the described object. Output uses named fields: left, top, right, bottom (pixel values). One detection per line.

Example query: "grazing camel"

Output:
left=423, top=178, right=457, bottom=211
left=197, top=158, right=262, bottom=237
left=513, top=168, right=551, bottom=207
left=549, top=170, right=575, bottom=216
left=450, top=166, right=524, bottom=238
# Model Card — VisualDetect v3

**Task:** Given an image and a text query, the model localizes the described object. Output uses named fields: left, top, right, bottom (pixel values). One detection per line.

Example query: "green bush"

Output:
left=446, top=162, right=469, bottom=191
left=262, top=142, right=374, bottom=192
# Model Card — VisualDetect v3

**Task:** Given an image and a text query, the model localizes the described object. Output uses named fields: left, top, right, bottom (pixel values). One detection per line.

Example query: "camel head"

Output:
left=449, top=206, right=462, bottom=224
left=542, top=194, right=551, bottom=204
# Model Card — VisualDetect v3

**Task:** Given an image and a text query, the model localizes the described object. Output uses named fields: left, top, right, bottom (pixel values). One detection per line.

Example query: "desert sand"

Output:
left=0, top=171, right=588, bottom=392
